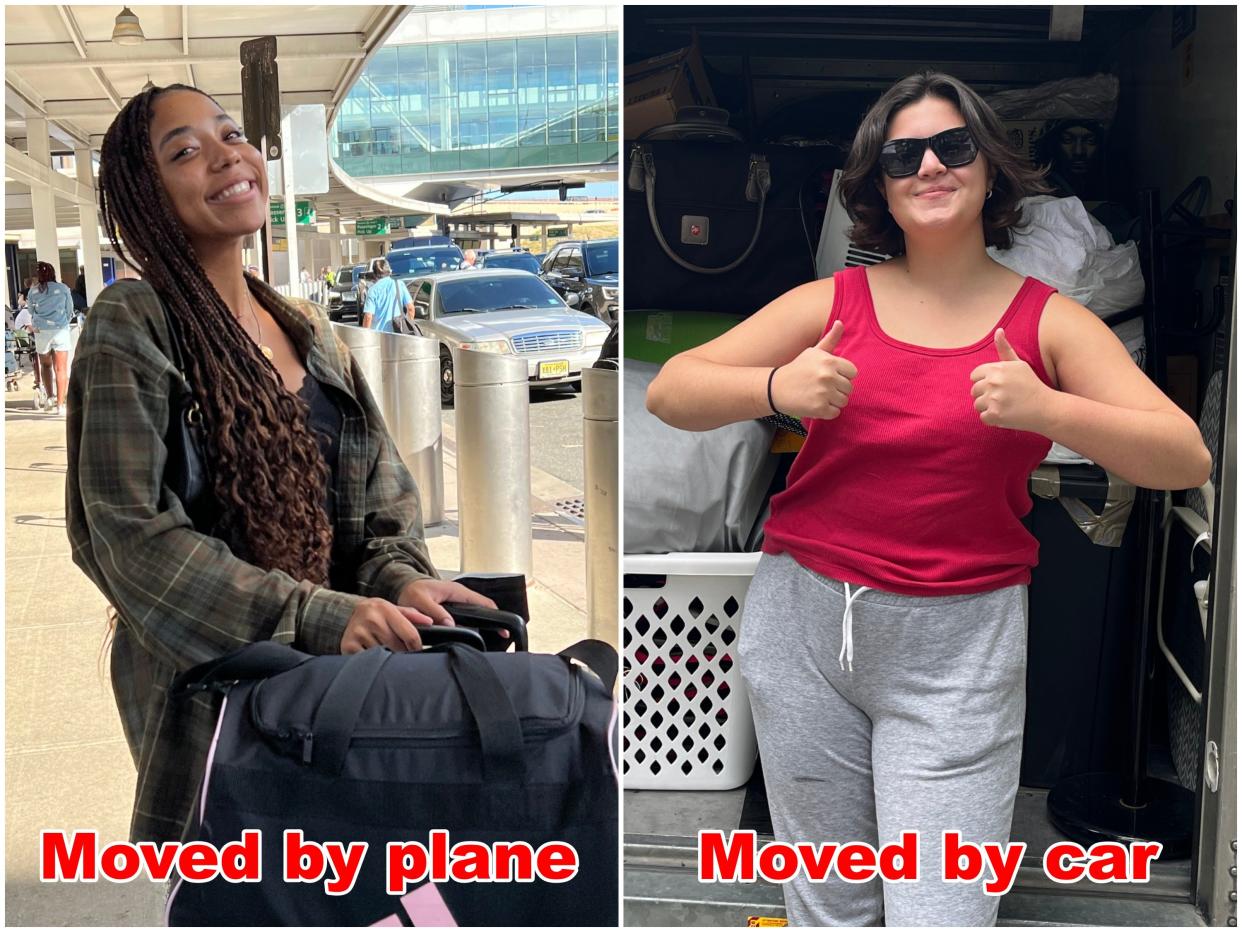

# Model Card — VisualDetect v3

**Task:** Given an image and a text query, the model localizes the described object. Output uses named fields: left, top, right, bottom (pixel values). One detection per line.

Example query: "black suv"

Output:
left=541, top=238, right=618, bottom=324
left=326, top=265, right=361, bottom=321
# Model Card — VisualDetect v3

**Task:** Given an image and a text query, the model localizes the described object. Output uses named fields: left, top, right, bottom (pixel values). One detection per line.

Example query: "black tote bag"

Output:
left=624, top=139, right=841, bottom=315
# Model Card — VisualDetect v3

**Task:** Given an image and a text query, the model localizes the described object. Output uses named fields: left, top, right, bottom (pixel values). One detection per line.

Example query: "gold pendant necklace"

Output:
left=243, top=289, right=274, bottom=360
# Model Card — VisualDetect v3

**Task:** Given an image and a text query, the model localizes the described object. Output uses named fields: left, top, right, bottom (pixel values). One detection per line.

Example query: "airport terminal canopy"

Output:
left=331, top=5, right=620, bottom=207
left=4, top=4, right=439, bottom=233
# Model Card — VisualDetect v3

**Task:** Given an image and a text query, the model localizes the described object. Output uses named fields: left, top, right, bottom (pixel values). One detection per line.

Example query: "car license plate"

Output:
left=538, top=360, right=570, bottom=379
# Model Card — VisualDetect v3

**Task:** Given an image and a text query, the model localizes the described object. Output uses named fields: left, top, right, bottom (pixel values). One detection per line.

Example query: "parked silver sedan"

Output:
left=399, top=269, right=611, bottom=404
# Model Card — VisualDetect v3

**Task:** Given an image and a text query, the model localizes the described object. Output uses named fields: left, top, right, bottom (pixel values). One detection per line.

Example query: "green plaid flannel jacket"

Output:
left=66, top=277, right=437, bottom=843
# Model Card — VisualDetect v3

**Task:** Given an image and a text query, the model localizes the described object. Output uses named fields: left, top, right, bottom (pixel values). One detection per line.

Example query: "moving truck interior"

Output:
left=621, top=5, right=1235, bottom=925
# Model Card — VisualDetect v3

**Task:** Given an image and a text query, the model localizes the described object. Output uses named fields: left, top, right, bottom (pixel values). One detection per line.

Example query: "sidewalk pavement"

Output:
left=4, top=384, right=591, bottom=926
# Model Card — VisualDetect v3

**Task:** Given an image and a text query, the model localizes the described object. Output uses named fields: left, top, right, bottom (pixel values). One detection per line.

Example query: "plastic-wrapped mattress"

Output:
left=624, top=359, right=776, bottom=554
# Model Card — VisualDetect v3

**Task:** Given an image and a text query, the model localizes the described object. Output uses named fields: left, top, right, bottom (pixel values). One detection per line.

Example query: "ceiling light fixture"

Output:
left=111, top=7, right=145, bottom=46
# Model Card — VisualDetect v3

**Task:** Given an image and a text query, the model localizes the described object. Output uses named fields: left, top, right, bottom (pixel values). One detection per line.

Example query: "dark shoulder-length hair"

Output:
left=839, top=70, right=1049, bottom=255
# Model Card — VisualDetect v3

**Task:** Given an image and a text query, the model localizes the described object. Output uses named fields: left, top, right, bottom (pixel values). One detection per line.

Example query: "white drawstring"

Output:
left=839, top=582, right=872, bottom=672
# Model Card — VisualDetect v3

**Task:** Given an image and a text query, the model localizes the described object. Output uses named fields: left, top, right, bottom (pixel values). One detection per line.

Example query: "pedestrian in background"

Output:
left=360, top=256, right=415, bottom=333
left=26, top=260, right=74, bottom=415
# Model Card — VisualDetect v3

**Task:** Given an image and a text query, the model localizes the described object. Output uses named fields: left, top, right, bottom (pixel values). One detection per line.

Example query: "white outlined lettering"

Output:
left=384, top=834, right=580, bottom=894
left=282, top=830, right=368, bottom=896
left=42, top=829, right=578, bottom=892
left=1042, top=840, right=1162, bottom=884
left=698, top=831, right=921, bottom=884
left=940, top=831, right=1026, bottom=896
left=39, top=830, right=262, bottom=884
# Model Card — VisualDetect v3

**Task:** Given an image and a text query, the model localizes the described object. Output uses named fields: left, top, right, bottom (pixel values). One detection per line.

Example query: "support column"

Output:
left=26, top=118, right=60, bottom=267
left=75, top=148, right=105, bottom=301
left=280, top=109, right=299, bottom=287
left=329, top=218, right=342, bottom=269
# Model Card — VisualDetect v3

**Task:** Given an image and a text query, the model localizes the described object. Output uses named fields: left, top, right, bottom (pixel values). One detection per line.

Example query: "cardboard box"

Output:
left=624, top=41, right=716, bottom=140
left=1002, top=119, right=1052, bottom=166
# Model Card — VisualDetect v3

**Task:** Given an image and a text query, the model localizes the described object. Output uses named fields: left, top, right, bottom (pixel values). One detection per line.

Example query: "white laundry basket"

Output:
left=623, top=551, right=763, bottom=790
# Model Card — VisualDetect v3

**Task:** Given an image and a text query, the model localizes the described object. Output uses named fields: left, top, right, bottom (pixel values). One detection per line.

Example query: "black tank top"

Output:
left=297, top=374, right=343, bottom=524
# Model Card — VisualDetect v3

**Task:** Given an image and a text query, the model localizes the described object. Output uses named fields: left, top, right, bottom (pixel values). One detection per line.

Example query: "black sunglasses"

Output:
left=878, top=127, right=979, bottom=178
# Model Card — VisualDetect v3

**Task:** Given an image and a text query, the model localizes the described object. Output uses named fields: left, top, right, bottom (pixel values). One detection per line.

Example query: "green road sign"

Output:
left=356, top=218, right=390, bottom=236
left=269, top=200, right=315, bottom=225
left=548, top=226, right=569, bottom=237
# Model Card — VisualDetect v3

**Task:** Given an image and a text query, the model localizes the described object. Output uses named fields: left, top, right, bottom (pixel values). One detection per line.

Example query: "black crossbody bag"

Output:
left=159, top=302, right=212, bottom=529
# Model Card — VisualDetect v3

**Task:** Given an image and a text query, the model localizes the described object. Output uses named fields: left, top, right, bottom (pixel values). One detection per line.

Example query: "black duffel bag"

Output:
left=167, top=610, right=617, bottom=927
left=624, top=137, right=841, bottom=315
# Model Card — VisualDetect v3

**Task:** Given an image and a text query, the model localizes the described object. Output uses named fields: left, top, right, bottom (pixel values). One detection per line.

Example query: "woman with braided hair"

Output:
left=66, top=84, right=494, bottom=844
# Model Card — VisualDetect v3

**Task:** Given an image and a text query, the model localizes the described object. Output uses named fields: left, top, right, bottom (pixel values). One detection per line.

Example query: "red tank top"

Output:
left=762, top=265, right=1056, bottom=595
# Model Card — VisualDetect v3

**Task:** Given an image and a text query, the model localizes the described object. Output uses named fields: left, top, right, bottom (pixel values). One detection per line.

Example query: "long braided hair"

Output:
left=98, top=84, right=333, bottom=584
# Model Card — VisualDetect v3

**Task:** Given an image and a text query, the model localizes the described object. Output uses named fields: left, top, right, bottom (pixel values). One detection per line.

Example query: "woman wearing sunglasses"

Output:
left=646, top=71, right=1209, bottom=926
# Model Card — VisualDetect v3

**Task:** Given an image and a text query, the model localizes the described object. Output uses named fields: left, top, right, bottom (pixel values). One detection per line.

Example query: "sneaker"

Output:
left=56, top=404, right=66, bottom=417
left=34, top=387, right=47, bottom=411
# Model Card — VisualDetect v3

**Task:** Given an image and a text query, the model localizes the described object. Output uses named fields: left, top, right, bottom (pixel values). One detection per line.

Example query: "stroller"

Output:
left=5, top=329, right=17, bottom=390
left=8, top=327, right=40, bottom=397
left=5, top=327, right=29, bottom=391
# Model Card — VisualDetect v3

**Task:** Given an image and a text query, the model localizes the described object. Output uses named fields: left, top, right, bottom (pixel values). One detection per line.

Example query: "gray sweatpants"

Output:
left=738, top=551, right=1028, bottom=927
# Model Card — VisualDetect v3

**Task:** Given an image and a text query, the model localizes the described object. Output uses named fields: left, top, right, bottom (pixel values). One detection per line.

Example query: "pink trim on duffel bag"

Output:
left=606, top=699, right=619, bottom=784
left=164, top=694, right=230, bottom=926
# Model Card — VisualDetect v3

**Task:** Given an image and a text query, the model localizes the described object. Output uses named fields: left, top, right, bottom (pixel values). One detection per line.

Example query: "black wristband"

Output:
left=767, top=366, right=782, bottom=415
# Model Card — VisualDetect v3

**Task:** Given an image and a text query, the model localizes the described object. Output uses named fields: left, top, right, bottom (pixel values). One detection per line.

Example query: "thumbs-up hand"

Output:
left=770, top=320, right=858, bottom=421
left=969, top=328, right=1051, bottom=432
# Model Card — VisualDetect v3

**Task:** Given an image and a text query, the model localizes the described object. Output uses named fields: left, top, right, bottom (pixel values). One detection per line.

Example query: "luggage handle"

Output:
left=443, top=602, right=528, bottom=652
left=419, top=625, right=488, bottom=651
left=446, top=645, right=528, bottom=783
left=172, top=641, right=314, bottom=696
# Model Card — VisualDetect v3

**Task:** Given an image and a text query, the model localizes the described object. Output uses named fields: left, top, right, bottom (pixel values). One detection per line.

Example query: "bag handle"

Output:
left=310, top=644, right=529, bottom=782
left=305, top=646, right=392, bottom=775
left=558, top=639, right=618, bottom=693
left=629, top=144, right=771, bottom=276
left=172, top=641, right=313, bottom=696
left=446, top=645, right=528, bottom=783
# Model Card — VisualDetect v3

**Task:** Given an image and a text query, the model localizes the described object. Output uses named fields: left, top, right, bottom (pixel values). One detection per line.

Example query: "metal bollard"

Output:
left=380, top=331, right=444, bottom=526
left=332, top=323, right=384, bottom=416
left=583, top=367, right=619, bottom=647
left=454, top=349, right=532, bottom=580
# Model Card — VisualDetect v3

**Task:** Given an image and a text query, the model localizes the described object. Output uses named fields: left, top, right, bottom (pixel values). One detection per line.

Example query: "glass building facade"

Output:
left=332, top=32, right=619, bottom=179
